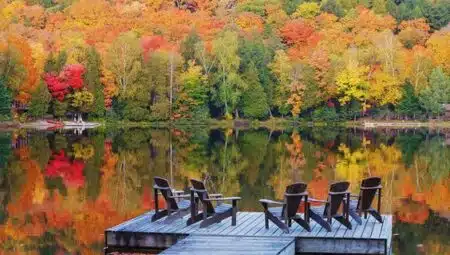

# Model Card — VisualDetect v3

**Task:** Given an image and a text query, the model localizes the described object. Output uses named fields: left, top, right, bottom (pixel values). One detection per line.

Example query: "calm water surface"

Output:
left=0, top=127, right=448, bottom=254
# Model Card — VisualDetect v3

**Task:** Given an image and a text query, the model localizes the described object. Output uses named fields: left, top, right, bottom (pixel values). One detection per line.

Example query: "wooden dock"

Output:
left=105, top=211, right=392, bottom=255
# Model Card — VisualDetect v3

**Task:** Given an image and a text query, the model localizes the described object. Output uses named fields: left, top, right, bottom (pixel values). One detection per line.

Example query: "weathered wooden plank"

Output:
left=334, top=217, right=353, bottom=238
left=362, top=217, right=376, bottom=239
left=221, top=212, right=259, bottom=235
left=160, top=235, right=295, bottom=255
left=213, top=212, right=253, bottom=235
left=244, top=214, right=269, bottom=236
left=106, top=211, right=393, bottom=255
left=233, top=212, right=265, bottom=236
left=352, top=215, right=369, bottom=238
left=343, top=217, right=359, bottom=238
left=370, top=217, right=383, bottom=239
left=108, top=212, right=153, bottom=232
left=295, top=238, right=385, bottom=254
left=384, top=215, right=393, bottom=255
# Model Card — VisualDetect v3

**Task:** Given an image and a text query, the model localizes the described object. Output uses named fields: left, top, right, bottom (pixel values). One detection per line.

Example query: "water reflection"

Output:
left=0, top=127, right=448, bottom=254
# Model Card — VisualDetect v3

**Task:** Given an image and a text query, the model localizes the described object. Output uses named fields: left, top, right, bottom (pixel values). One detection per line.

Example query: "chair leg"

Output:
left=334, top=215, right=352, bottom=230
left=292, top=217, right=311, bottom=232
left=232, top=199, right=238, bottom=226
left=266, top=211, right=289, bottom=233
left=349, top=209, right=363, bottom=225
left=368, top=209, right=383, bottom=223
left=186, top=212, right=204, bottom=226
left=265, top=212, right=269, bottom=229
left=151, top=210, right=168, bottom=222
left=163, top=209, right=190, bottom=224
left=309, top=209, right=331, bottom=232
left=200, top=209, right=232, bottom=228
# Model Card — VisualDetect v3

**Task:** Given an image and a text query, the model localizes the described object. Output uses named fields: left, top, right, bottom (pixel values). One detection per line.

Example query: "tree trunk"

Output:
left=169, top=51, right=174, bottom=120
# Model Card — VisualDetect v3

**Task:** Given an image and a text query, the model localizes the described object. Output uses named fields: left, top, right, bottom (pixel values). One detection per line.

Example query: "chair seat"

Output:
left=214, top=203, right=233, bottom=214
left=268, top=207, right=284, bottom=218
left=177, top=199, right=191, bottom=210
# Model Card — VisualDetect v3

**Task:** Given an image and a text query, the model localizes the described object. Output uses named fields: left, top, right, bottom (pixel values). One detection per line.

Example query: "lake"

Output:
left=0, top=127, right=448, bottom=254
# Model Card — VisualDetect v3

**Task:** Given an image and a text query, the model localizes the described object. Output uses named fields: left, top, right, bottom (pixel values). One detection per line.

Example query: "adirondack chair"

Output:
left=259, top=182, right=311, bottom=233
left=348, top=177, right=383, bottom=224
left=151, top=177, right=192, bottom=222
left=190, top=179, right=241, bottom=228
left=308, top=181, right=352, bottom=232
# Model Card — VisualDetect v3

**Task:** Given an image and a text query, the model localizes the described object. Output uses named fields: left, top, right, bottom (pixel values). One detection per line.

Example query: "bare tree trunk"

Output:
left=169, top=51, right=174, bottom=120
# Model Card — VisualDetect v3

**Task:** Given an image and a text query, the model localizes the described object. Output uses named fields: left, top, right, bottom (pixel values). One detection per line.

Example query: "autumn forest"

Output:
left=0, top=0, right=449, bottom=122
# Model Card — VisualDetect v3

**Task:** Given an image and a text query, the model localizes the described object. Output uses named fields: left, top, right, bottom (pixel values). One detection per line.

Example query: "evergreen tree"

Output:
left=180, top=30, right=201, bottom=65
left=0, top=77, right=11, bottom=120
left=419, top=68, right=450, bottom=118
left=241, top=64, right=269, bottom=119
left=321, top=0, right=345, bottom=17
left=283, top=0, right=303, bottom=15
left=44, top=52, right=56, bottom=73
left=372, top=0, right=387, bottom=14
left=239, top=38, right=276, bottom=117
left=396, top=82, right=422, bottom=119
left=29, top=80, right=51, bottom=119
left=55, top=50, right=67, bottom=73
left=53, top=100, right=68, bottom=118
left=422, top=0, right=450, bottom=30
left=85, top=47, right=105, bottom=118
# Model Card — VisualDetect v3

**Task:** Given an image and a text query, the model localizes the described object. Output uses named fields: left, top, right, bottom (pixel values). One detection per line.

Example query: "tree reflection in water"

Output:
left=0, top=128, right=448, bottom=254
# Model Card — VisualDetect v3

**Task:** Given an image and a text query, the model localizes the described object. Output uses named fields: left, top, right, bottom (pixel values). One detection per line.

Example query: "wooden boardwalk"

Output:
left=160, top=235, right=295, bottom=255
left=105, top=211, right=392, bottom=254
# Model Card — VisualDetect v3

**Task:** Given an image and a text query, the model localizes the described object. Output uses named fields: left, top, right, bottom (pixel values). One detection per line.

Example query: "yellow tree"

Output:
left=426, top=31, right=450, bottom=74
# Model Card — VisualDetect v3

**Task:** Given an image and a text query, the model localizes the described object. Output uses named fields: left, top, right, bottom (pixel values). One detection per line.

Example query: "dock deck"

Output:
left=105, top=211, right=392, bottom=254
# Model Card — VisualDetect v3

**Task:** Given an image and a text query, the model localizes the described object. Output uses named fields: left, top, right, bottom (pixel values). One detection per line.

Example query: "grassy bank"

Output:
left=3, top=119, right=450, bottom=131
left=105, top=118, right=450, bottom=130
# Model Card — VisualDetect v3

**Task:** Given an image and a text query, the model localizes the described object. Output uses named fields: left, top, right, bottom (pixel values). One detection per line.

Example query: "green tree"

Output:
left=0, top=78, right=12, bottom=120
left=239, top=38, right=275, bottom=117
left=419, top=68, right=450, bottom=118
left=176, top=62, right=209, bottom=119
left=282, top=0, right=303, bottom=15
left=142, top=51, right=182, bottom=120
left=321, top=0, right=345, bottom=17
left=85, top=47, right=105, bottom=118
left=180, top=30, right=201, bottom=65
left=52, top=100, right=68, bottom=118
left=396, top=82, right=422, bottom=119
left=422, top=0, right=450, bottom=30
left=241, top=64, right=269, bottom=119
left=212, top=31, right=243, bottom=119
left=28, top=80, right=51, bottom=119
left=372, top=0, right=387, bottom=14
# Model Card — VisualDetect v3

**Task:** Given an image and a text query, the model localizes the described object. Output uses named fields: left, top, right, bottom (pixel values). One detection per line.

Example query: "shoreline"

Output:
left=2, top=119, right=450, bottom=131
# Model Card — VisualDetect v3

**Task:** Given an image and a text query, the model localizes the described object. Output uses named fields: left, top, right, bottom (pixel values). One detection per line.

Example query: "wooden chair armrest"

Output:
left=308, top=198, right=329, bottom=203
left=329, top=191, right=350, bottom=195
left=259, top=199, right=285, bottom=205
left=205, top=197, right=241, bottom=202
left=360, top=185, right=382, bottom=190
left=169, top=194, right=191, bottom=199
left=284, top=191, right=308, bottom=197
left=209, top=193, right=223, bottom=197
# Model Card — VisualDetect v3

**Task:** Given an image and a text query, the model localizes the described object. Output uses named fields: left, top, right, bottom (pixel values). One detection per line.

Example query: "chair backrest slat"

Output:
left=190, top=179, right=215, bottom=214
left=358, top=177, right=381, bottom=210
left=285, top=182, right=308, bottom=217
left=154, top=177, right=178, bottom=210
left=326, top=181, right=350, bottom=216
